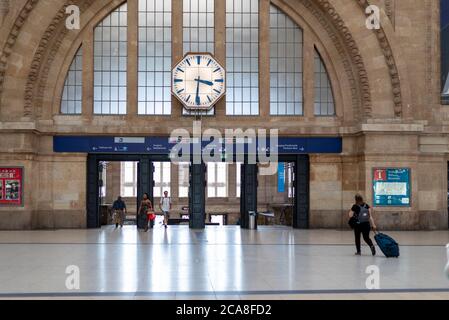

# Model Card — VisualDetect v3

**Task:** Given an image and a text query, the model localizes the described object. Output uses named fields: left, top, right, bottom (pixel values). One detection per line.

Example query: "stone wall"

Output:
left=0, top=0, right=448, bottom=230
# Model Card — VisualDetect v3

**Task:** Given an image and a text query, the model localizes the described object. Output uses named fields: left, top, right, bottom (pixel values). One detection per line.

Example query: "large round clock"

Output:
left=172, top=53, right=226, bottom=111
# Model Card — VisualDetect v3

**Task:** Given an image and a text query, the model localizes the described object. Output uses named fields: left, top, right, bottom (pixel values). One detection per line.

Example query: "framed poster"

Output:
left=0, top=167, right=23, bottom=206
left=373, top=168, right=411, bottom=207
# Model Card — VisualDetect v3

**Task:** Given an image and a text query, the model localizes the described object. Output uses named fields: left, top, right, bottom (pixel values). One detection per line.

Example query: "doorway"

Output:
left=239, top=155, right=310, bottom=229
left=87, top=154, right=169, bottom=228
left=87, top=154, right=309, bottom=229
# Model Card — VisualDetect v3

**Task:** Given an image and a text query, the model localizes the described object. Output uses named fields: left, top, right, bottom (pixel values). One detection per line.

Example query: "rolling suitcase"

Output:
left=374, top=232, right=400, bottom=258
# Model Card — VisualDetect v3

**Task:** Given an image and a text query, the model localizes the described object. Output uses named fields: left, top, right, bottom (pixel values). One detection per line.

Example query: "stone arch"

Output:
left=355, top=0, right=410, bottom=118
left=0, top=0, right=409, bottom=122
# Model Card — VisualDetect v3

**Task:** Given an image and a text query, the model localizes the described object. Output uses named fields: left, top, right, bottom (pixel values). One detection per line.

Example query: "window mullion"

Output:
left=128, top=0, right=138, bottom=115
left=259, top=0, right=270, bottom=117
left=303, top=30, right=314, bottom=118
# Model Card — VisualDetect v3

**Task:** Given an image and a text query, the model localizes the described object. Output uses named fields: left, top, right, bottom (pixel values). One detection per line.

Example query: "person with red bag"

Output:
left=147, top=210, right=156, bottom=229
left=138, top=193, right=154, bottom=232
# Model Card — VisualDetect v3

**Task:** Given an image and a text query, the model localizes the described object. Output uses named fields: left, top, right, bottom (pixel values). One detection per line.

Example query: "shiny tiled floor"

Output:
left=0, top=225, right=448, bottom=299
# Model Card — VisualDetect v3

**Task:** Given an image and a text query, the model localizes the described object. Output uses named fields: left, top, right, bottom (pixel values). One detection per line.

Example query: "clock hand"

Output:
left=194, top=78, right=214, bottom=86
left=195, top=77, right=200, bottom=105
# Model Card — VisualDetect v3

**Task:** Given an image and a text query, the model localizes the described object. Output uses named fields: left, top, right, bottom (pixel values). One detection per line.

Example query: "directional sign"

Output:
left=54, top=136, right=343, bottom=154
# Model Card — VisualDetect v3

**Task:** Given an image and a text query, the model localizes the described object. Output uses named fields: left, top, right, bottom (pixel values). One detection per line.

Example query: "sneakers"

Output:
left=355, top=252, right=361, bottom=256
left=164, top=224, right=167, bottom=229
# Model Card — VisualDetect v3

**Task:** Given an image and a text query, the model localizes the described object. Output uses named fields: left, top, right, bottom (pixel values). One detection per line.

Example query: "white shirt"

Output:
left=160, top=197, right=171, bottom=212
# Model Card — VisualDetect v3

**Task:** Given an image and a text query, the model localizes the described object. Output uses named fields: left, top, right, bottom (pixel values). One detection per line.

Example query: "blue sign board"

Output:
left=53, top=136, right=342, bottom=155
left=278, top=163, right=285, bottom=193
left=373, top=168, right=411, bottom=207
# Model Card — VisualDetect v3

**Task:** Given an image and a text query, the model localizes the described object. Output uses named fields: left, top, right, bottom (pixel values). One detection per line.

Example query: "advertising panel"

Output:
left=0, top=167, right=23, bottom=206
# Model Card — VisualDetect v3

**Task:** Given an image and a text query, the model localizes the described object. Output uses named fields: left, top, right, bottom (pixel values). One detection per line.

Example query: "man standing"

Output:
left=112, top=196, right=127, bottom=228
left=159, top=191, right=172, bottom=229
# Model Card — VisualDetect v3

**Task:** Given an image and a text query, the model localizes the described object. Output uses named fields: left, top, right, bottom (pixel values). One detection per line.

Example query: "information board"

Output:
left=373, top=168, right=410, bottom=207
left=0, top=167, right=23, bottom=206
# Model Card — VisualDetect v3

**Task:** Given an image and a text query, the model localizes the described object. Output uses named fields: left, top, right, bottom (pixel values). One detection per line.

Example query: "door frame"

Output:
left=86, top=154, right=169, bottom=228
left=87, top=153, right=310, bottom=229
left=238, top=154, right=310, bottom=229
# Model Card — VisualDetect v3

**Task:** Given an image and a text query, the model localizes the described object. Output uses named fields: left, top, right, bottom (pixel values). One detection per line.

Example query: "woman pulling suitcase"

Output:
left=348, top=194, right=377, bottom=256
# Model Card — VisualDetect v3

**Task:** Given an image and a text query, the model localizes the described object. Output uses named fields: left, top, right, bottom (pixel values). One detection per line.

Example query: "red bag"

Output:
left=147, top=212, right=156, bottom=221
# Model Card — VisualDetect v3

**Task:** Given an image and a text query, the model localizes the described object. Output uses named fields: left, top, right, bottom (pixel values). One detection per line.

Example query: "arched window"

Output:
left=270, top=5, right=303, bottom=115
left=61, top=47, right=82, bottom=114
left=138, top=0, right=172, bottom=115
left=60, top=1, right=337, bottom=119
left=183, top=0, right=214, bottom=53
left=93, top=3, right=128, bottom=115
left=226, top=0, right=259, bottom=116
left=314, top=48, right=335, bottom=116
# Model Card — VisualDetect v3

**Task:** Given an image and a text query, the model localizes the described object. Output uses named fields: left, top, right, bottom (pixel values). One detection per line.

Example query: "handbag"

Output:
left=147, top=211, right=156, bottom=221
left=348, top=215, right=358, bottom=229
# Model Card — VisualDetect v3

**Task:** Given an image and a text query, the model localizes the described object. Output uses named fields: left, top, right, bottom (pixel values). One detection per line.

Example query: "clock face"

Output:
left=172, top=53, right=226, bottom=110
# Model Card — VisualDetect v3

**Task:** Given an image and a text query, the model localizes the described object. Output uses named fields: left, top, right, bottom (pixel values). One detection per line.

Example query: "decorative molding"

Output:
left=385, top=0, right=395, bottom=27
left=24, top=0, right=95, bottom=118
left=356, top=0, right=403, bottom=117
left=424, top=0, right=438, bottom=109
left=0, top=0, right=9, bottom=15
left=23, top=3, right=70, bottom=117
left=425, top=0, right=432, bottom=107
left=299, top=0, right=373, bottom=119
left=0, top=0, right=39, bottom=106
left=0, top=0, right=10, bottom=26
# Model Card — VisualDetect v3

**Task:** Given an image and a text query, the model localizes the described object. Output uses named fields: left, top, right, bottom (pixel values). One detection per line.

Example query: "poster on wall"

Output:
left=0, top=167, right=23, bottom=206
left=373, top=168, right=411, bottom=207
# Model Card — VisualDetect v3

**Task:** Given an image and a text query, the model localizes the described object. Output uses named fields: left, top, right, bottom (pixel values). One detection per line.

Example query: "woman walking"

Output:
left=348, top=194, right=377, bottom=256
left=138, top=193, right=153, bottom=232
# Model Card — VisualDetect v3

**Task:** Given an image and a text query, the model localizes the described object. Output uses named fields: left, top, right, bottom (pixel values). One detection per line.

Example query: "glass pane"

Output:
left=226, top=0, right=259, bottom=115
left=93, top=4, right=127, bottom=115
left=217, top=163, right=227, bottom=183
left=182, top=0, right=216, bottom=117
left=217, top=186, right=227, bottom=197
left=314, top=49, right=335, bottom=116
left=207, top=163, right=215, bottom=183
left=138, top=0, right=172, bottom=115
left=61, top=48, right=83, bottom=114
left=124, top=187, right=134, bottom=197
left=154, top=162, right=161, bottom=182
left=208, top=187, right=215, bottom=198
left=162, top=162, right=171, bottom=183
left=269, top=5, right=303, bottom=116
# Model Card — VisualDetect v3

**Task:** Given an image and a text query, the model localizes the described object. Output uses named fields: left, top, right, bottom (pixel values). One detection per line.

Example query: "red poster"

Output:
left=373, top=169, right=386, bottom=181
left=0, top=167, right=23, bottom=206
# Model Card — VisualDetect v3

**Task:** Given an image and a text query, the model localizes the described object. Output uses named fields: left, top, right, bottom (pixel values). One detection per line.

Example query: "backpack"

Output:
left=357, top=204, right=370, bottom=223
